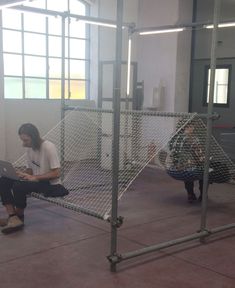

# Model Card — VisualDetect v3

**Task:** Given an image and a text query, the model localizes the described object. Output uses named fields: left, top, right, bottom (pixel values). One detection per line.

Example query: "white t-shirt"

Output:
left=26, top=140, right=61, bottom=185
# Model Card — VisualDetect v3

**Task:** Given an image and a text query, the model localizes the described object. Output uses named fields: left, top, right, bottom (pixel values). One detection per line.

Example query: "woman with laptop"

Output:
left=0, top=123, right=68, bottom=234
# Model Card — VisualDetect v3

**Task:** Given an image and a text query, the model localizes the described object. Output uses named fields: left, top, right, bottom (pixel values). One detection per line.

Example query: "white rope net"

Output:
left=13, top=107, right=235, bottom=220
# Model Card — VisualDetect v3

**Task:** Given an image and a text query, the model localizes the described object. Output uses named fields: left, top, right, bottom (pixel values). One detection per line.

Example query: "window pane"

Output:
left=3, top=30, right=22, bottom=53
left=49, top=58, right=61, bottom=78
left=66, top=38, right=86, bottom=58
left=49, top=36, right=62, bottom=57
left=23, top=0, right=46, bottom=8
left=216, top=85, right=228, bottom=104
left=24, top=13, right=46, bottom=33
left=4, top=77, right=23, bottom=99
left=49, top=80, right=69, bottom=99
left=25, top=78, right=46, bottom=99
left=68, top=18, right=86, bottom=38
left=49, top=80, right=61, bottom=99
left=66, top=59, right=85, bottom=79
left=52, top=80, right=85, bottom=99
left=66, top=80, right=86, bottom=99
left=2, top=10, right=21, bottom=29
left=207, top=68, right=229, bottom=104
left=24, top=33, right=46, bottom=55
left=25, top=56, right=46, bottom=77
left=47, top=0, right=68, bottom=12
left=48, top=17, right=62, bottom=35
left=4, top=54, right=22, bottom=76
left=70, top=0, right=86, bottom=14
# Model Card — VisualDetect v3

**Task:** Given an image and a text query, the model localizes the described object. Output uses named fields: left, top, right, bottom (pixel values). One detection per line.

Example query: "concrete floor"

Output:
left=0, top=168, right=235, bottom=288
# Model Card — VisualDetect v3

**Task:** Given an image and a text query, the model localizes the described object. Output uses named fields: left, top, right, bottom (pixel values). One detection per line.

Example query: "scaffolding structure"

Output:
left=10, top=0, right=235, bottom=273
left=107, top=0, right=235, bottom=272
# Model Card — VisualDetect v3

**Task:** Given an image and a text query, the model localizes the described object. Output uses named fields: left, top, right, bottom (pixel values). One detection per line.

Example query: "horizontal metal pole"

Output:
left=13, top=5, right=64, bottom=16
left=109, top=223, right=235, bottom=263
left=64, top=106, right=219, bottom=119
left=12, top=5, right=131, bottom=28
left=64, top=106, right=113, bottom=113
left=210, top=223, right=235, bottom=234
left=68, top=13, right=131, bottom=28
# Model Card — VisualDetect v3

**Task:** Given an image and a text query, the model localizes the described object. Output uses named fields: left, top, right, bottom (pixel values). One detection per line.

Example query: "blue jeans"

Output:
left=167, top=168, right=204, bottom=182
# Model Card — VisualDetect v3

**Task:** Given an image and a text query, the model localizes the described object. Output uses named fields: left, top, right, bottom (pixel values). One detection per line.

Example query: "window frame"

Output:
left=203, top=64, right=232, bottom=108
left=1, top=0, right=90, bottom=100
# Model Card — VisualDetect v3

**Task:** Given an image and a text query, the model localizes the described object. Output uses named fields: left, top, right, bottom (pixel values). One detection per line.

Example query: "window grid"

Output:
left=2, top=0, right=90, bottom=100
left=203, top=65, right=231, bottom=107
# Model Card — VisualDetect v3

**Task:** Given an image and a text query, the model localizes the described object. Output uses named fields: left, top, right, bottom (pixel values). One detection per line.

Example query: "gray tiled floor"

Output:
left=0, top=168, right=235, bottom=288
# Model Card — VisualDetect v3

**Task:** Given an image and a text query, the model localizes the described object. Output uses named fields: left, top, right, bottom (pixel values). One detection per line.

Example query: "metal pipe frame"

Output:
left=12, top=5, right=132, bottom=28
left=60, top=15, right=66, bottom=181
left=11, top=0, right=235, bottom=272
left=107, top=0, right=235, bottom=270
left=63, top=106, right=219, bottom=120
left=110, top=0, right=123, bottom=273
left=108, top=222, right=235, bottom=264
left=200, top=0, right=221, bottom=234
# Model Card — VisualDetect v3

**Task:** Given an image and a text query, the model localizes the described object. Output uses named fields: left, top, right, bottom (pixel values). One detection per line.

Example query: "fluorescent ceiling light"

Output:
left=205, top=22, right=235, bottom=29
left=0, top=0, right=30, bottom=9
left=139, top=28, right=185, bottom=35
left=126, top=38, right=132, bottom=96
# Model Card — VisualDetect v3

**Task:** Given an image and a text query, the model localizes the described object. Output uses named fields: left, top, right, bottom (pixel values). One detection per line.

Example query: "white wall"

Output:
left=3, top=100, right=95, bottom=162
left=136, top=0, right=193, bottom=112
left=175, top=0, right=193, bottom=112
left=96, top=0, right=194, bottom=166
left=98, top=0, right=139, bottom=62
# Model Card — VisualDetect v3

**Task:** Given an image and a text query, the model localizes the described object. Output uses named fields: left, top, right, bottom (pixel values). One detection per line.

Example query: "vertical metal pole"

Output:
left=200, top=0, right=221, bottom=233
left=60, top=15, right=66, bottom=180
left=188, top=0, right=197, bottom=112
left=110, top=0, right=123, bottom=272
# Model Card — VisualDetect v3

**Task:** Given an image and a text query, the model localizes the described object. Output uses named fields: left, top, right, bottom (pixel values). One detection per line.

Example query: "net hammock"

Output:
left=13, top=107, right=235, bottom=220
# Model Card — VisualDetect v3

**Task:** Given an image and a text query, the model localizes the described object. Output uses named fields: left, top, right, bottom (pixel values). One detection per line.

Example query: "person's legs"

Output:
left=199, top=179, right=203, bottom=190
left=0, top=204, right=17, bottom=227
left=1, top=181, right=41, bottom=234
left=0, top=177, right=17, bottom=222
left=184, top=181, right=197, bottom=203
left=1, top=180, right=40, bottom=233
left=12, top=180, right=51, bottom=219
left=0, top=177, right=15, bottom=209
left=0, top=177, right=25, bottom=233
left=1, top=180, right=56, bottom=233
left=198, top=179, right=204, bottom=202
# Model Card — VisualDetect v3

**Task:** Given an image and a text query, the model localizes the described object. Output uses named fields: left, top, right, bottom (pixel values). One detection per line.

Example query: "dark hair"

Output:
left=18, top=123, right=42, bottom=150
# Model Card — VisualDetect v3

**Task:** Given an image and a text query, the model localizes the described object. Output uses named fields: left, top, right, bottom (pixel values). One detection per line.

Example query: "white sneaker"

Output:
left=1, top=215, right=24, bottom=234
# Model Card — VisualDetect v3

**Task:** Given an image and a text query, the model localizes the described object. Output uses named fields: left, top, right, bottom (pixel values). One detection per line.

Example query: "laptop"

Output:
left=0, top=160, right=20, bottom=181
